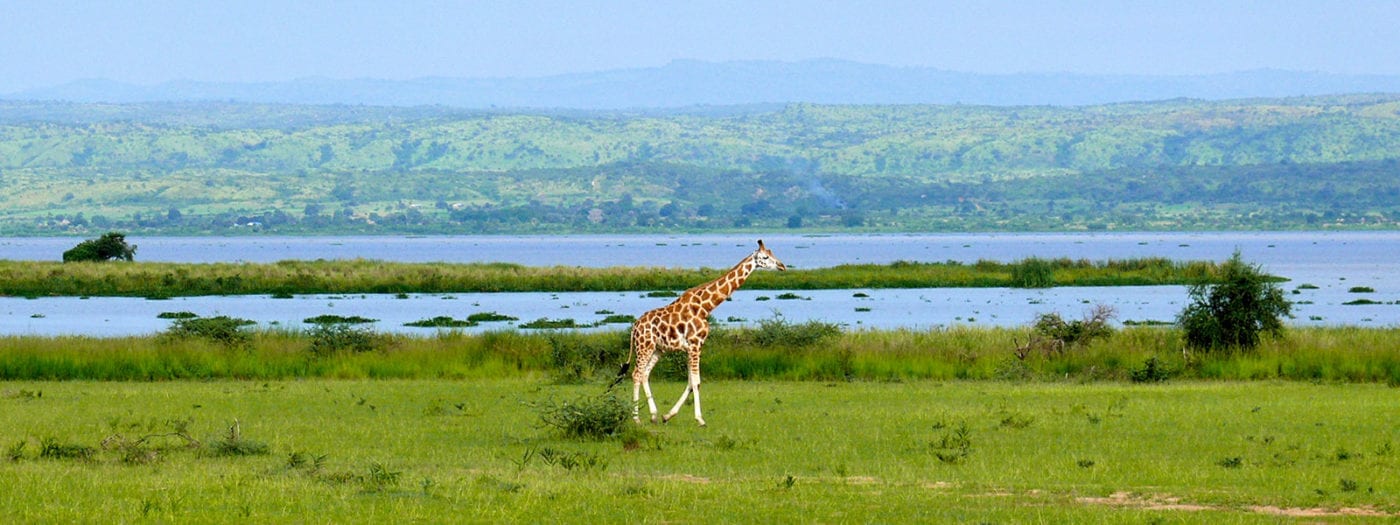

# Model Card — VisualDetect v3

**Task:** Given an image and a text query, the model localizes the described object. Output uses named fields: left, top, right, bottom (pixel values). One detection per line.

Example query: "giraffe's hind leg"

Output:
left=634, top=351, right=661, bottom=423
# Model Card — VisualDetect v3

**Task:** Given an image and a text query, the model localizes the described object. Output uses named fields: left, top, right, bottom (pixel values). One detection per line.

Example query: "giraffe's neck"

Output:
left=685, top=255, right=757, bottom=316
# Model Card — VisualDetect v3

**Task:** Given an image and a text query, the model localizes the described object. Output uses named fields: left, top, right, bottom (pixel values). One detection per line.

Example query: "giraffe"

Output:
left=623, top=240, right=786, bottom=426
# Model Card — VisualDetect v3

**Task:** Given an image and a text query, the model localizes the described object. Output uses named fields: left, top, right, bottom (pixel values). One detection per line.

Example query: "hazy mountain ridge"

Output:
left=9, top=59, right=1400, bottom=108
left=3, top=95, right=1399, bottom=235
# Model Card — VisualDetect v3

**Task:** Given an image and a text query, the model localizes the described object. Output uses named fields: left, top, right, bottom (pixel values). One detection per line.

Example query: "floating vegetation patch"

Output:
left=1296, top=283, right=1320, bottom=290
left=303, top=315, right=378, bottom=325
left=404, top=316, right=477, bottom=328
left=467, top=312, right=517, bottom=322
left=157, top=311, right=199, bottom=319
left=852, top=292, right=870, bottom=298
left=271, top=292, right=294, bottom=299
left=645, top=290, right=678, bottom=298
left=854, top=307, right=872, bottom=312
left=1348, top=286, right=1376, bottom=293
left=520, top=318, right=584, bottom=329
left=1343, top=299, right=1383, bottom=306
left=775, top=293, right=809, bottom=300
left=597, top=314, right=635, bottom=325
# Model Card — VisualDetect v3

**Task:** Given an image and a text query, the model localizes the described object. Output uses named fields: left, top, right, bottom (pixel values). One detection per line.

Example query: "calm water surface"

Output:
left=3, top=232, right=1397, bottom=336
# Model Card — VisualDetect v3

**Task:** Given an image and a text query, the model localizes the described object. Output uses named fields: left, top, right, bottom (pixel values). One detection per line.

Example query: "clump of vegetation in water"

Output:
left=304, top=315, right=377, bottom=325
left=404, top=316, right=476, bottom=328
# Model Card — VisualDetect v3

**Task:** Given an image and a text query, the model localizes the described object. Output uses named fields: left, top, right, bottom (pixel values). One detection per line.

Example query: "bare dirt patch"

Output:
left=1078, top=491, right=1399, bottom=518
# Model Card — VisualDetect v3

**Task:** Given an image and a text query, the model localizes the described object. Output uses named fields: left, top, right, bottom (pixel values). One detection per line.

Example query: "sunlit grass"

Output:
left=1, top=379, right=1396, bottom=522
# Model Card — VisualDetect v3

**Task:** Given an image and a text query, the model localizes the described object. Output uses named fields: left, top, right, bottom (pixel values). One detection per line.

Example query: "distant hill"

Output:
left=8, top=59, right=1400, bottom=108
left=3, top=96, right=1399, bottom=235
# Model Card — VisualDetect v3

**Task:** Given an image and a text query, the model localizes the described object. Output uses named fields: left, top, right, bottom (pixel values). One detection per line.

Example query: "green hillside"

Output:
left=3, top=95, right=1399, bottom=235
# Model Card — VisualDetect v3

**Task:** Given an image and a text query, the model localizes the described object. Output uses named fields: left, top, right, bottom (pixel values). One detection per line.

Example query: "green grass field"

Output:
left=2, top=378, right=1397, bottom=523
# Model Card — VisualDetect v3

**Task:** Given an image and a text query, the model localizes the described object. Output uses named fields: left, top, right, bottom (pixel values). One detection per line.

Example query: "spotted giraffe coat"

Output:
left=627, top=240, right=786, bottom=426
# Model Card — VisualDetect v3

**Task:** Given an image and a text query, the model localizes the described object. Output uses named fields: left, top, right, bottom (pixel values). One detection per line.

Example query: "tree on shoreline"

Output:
left=62, top=232, right=137, bottom=262
left=1177, top=251, right=1291, bottom=352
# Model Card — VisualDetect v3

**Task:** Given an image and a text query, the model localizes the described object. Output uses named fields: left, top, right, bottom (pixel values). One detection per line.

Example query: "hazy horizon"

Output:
left=4, top=1, right=1400, bottom=94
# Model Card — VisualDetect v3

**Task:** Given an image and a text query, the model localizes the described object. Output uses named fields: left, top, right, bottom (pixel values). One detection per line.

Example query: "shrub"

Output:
left=308, top=324, right=381, bottom=356
left=165, top=316, right=255, bottom=348
left=62, top=232, right=137, bottom=262
left=1129, top=357, right=1173, bottom=383
left=1017, top=305, right=1115, bottom=358
left=1177, top=251, right=1291, bottom=353
left=206, top=420, right=269, bottom=457
left=535, top=393, right=632, bottom=440
left=39, top=437, right=96, bottom=461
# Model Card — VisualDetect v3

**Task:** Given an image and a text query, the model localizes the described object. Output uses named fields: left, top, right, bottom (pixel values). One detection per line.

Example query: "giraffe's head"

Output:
left=752, top=240, right=787, bottom=271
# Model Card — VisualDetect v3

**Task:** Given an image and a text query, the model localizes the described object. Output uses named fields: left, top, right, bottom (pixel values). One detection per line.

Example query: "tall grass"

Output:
left=0, top=257, right=1223, bottom=297
left=2, top=325, right=1397, bottom=384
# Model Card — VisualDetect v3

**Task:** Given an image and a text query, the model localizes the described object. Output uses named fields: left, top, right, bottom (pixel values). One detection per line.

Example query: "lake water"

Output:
left=3, top=232, right=1397, bottom=336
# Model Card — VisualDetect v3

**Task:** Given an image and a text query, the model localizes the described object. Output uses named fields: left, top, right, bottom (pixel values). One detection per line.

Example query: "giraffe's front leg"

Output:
left=632, top=381, right=642, bottom=423
left=691, top=371, right=705, bottom=427
left=642, top=380, right=659, bottom=423
left=664, top=376, right=689, bottom=422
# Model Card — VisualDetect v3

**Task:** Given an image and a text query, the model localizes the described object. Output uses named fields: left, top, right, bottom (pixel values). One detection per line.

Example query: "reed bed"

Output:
left=2, top=325, right=1397, bottom=384
left=0, top=257, right=1219, bottom=297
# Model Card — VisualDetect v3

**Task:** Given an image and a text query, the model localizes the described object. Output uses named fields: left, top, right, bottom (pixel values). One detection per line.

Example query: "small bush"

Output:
left=165, top=316, right=255, bottom=348
left=39, top=438, right=95, bottom=461
left=1030, top=303, right=1114, bottom=354
left=156, top=311, right=199, bottom=320
left=207, top=420, right=269, bottom=457
left=1348, top=286, right=1375, bottom=293
left=536, top=393, right=632, bottom=440
left=1129, top=357, right=1173, bottom=383
left=309, top=324, right=381, bottom=356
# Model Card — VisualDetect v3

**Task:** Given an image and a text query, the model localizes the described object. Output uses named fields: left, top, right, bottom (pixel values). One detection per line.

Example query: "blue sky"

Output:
left=3, top=0, right=1399, bottom=93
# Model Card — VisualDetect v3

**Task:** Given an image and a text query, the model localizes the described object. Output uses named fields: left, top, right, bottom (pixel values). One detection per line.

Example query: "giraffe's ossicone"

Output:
left=622, top=240, right=786, bottom=426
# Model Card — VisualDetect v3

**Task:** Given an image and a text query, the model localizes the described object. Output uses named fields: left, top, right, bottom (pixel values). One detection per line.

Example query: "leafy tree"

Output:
left=62, top=232, right=137, bottom=262
left=1176, top=251, right=1291, bottom=352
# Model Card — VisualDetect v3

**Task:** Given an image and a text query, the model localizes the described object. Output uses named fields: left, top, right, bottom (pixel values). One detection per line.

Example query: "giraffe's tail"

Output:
left=606, top=361, right=631, bottom=392
left=605, top=337, right=635, bottom=392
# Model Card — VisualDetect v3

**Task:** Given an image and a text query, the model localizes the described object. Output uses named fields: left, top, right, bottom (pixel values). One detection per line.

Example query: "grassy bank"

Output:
left=3, top=325, right=1398, bottom=384
left=0, top=257, right=1221, bottom=297
left=1, top=379, right=1396, bottom=522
